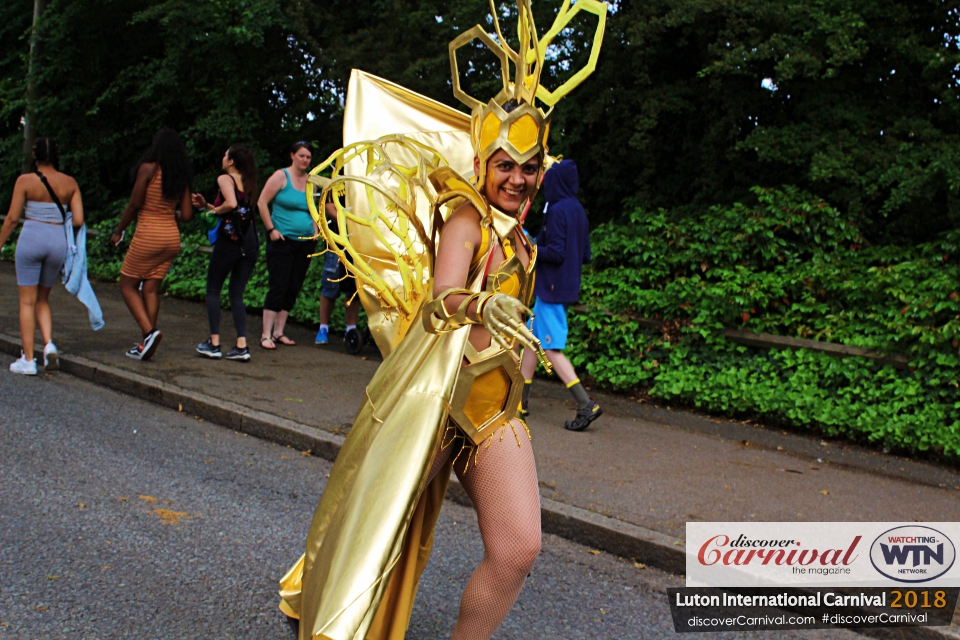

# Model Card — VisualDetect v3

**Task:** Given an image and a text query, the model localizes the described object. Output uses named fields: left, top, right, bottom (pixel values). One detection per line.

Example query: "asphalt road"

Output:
left=0, top=354, right=861, bottom=640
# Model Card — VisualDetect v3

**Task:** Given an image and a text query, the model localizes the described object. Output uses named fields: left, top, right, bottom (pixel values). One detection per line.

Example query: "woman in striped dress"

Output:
left=110, top=128, right=194, bottom=360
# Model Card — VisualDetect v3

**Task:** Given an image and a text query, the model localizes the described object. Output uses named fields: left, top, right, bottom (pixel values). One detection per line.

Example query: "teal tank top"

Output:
left=270, top=168, right=314, bottom=239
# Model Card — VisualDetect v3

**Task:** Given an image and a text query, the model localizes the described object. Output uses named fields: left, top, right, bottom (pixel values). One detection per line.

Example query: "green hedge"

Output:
left=565, top=187, right=960, bottom=456
left=7, top=190, right=959, bottom=456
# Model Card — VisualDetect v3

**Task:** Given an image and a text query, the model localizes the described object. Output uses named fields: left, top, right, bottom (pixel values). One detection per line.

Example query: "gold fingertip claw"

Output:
left=533, top=340, right=553, bottom=374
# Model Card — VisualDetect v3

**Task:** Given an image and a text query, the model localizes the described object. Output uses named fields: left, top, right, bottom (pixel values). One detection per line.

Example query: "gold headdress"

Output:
left=306, top=1, right=607, bottom=356
left=449, top=0, right=607, bottom=184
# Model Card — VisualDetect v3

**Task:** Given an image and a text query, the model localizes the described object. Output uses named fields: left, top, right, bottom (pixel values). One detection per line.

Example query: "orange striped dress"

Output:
left=120, top=169, right=181, bottom=280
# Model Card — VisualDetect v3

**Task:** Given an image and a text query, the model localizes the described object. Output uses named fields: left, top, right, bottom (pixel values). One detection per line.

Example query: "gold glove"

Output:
left=480, top=294, right=552, bottom=373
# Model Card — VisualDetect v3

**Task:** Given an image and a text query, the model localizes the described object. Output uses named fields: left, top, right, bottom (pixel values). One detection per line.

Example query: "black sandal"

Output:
left=273, top=334, right=296, bottom=346
left=260, top=336, right=277, bottom=350
left=565, top=401, right=603, bottom=432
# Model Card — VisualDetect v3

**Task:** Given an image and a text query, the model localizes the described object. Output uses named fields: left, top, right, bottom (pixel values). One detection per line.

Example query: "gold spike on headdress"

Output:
left=449, top=0, right=607, bottom=184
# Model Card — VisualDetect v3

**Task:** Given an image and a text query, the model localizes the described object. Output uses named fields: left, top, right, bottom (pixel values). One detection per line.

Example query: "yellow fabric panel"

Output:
left=507, top=113, right=540, bottom=154
left=463, top=366, right=510, bottom=428
left=479, top=111, right=502, bottom=152
left=494, top=272, right=522, bottom=298
left=472, top=225, right=490, bottom=271
left=285, top=315, right=471, bottom=640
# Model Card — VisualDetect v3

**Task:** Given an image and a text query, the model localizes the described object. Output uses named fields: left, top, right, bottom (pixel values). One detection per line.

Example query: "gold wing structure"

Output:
left=305, top=71, right=476, bottom=356
left=306, top=137, right=445, bottom=339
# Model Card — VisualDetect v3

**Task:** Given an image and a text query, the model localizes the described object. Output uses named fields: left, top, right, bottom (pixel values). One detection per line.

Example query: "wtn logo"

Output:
left=880, top=543, right=944, bottom=567
left=871, top=526, right=956, bottom=583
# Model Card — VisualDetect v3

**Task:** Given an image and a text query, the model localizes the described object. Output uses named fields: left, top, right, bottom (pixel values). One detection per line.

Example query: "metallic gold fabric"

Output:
left=341, top=71, right=473, bottom=356
left=279, top=192, right=532, bottom=638
left=464, top=368, right=511, bottom=426
left=282, top=127, right=495, bottom=635
left=280, top=310, right=470, bottom=640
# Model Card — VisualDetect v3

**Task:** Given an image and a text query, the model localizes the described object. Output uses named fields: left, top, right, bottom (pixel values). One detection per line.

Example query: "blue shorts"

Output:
left=531, top=299, right=569, bottom=351
left=321, top=250, right=356, bottom=300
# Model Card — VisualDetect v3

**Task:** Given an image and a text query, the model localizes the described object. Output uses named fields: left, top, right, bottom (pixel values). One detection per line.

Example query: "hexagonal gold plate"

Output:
left=449, top=349, right=524, bottom=446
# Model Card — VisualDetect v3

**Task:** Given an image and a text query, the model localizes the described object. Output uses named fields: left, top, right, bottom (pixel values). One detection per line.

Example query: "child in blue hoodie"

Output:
left=520, top=159, right=602, bottom=431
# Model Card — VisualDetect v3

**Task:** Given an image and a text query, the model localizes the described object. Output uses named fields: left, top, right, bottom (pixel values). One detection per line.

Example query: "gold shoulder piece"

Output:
left=428, top=167, right=488, bottom=224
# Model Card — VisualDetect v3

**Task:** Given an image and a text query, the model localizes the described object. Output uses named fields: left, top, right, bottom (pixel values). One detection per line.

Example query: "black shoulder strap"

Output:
left=35, top=171, right=67, bottom=223
left=229, top=174, right=251, bottom=208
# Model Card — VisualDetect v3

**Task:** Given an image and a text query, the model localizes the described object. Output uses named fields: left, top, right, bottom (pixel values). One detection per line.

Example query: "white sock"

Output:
left=319, top=324, right=329, bottom=331
left=345, top=324, right=357, bottom=332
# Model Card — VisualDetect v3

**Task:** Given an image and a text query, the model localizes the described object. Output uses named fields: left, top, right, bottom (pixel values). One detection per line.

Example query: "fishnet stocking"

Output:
left=428, top=421, right=542, bottom=640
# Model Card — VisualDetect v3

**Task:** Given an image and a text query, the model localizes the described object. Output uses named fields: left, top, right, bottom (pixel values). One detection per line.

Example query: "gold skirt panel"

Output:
left=279, top=314, right=470, bottom=640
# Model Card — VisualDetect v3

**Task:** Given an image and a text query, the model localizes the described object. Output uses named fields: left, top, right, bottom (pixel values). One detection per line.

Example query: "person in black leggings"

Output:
left=191, top=145, right=259, bottom=361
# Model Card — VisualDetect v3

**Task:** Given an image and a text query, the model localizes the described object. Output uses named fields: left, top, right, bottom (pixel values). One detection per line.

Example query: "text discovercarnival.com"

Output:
left=667, top=522, right=960, bottom=632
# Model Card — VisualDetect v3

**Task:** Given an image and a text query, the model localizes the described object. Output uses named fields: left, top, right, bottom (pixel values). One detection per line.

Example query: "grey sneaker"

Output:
left=225, top=346, right=251, bottom=362
left=196, top=339, right=222, bottom=359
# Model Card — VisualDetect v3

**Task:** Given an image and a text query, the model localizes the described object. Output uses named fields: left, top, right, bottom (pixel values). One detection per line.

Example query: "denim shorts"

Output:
left=321, top=250, right=357, bottom=300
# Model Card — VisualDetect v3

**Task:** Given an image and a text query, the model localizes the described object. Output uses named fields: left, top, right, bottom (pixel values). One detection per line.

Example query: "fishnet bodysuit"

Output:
left=427, top=421, right=541, bottom=639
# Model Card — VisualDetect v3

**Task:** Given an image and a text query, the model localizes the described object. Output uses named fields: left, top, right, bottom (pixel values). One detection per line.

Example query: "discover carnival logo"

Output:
left=697, top=533, right=862, bottom=569
left=869, top=526, right=956, bottom=584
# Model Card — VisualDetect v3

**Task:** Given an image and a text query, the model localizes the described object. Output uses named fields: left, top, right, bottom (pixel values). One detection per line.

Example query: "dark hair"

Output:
left=290, top=140, right=313, bottom=155
left=132, top=128, right=193, bottom=200
left=33, top=137, right=60, bottom=168
left=227, top=145, right=259, bottom=204
left=501, top=100, right=521, bottom=113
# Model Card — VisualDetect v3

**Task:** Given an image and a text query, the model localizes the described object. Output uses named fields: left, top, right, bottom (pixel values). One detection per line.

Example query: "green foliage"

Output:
left=549, top=0, right=960, bottom=240
left=4, top=0, right=960, bottom=455
left=0, top=0, right=342, bottom=214
left=565, top=187, right=960, bottom=456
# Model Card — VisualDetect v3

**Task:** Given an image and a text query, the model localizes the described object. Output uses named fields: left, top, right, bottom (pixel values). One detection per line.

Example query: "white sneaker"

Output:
left=10, top=353, right=37, bottom=375
left=43, top=342, right=59, bottom=371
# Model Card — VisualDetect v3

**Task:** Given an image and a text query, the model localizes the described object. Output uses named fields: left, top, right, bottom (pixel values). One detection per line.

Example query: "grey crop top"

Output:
left=24, top=201, right=66, bottom=224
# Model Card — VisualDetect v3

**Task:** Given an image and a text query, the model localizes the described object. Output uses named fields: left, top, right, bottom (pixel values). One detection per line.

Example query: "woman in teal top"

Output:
left=256, top=141, right=318, bottom=349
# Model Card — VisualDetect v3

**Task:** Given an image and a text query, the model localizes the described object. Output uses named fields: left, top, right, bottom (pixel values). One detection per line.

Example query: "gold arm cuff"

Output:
left=422, top=290, right=493, bottom=334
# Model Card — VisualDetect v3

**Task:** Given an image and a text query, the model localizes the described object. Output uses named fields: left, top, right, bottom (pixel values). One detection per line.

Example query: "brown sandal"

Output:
left=260, top=336, right=277, bottom=350
left=273, top=334, right=296, bottom=346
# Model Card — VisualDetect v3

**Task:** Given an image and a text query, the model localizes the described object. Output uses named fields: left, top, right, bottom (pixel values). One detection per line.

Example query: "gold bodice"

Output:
left=448, top=215, right=536, bottom=446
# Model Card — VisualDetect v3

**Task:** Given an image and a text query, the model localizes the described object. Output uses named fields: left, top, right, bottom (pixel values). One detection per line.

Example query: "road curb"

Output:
left=0, top=332, right=685, bottom=574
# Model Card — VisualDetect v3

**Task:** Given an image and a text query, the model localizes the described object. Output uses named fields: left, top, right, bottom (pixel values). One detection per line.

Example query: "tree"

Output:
left=2, top=0, right=959, bottom=241
left=553, top=0, right=960, bottom=240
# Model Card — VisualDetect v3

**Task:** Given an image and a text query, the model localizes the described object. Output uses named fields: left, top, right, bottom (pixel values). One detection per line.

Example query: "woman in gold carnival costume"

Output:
left=279, top=1, right=606, bottom=638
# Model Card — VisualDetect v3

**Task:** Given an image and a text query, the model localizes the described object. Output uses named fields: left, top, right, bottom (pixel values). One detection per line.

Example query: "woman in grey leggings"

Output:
left=0, top=137, right=84, bottom=375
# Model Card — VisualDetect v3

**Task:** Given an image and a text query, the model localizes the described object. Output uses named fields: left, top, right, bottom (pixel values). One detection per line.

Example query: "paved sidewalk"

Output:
left=2, top=261, right=959, bottom=545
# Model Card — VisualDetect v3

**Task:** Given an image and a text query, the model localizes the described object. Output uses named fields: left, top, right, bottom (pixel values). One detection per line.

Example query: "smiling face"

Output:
left=476, top=149, right=540, bottom=214
left=290, top=147, right=312, bottom=172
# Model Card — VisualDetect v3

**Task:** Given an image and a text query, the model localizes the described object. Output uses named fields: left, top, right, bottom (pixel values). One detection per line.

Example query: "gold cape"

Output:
left=278, top=303, right=471, bottom=640
left=279, top=71, right=499, bottom=640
